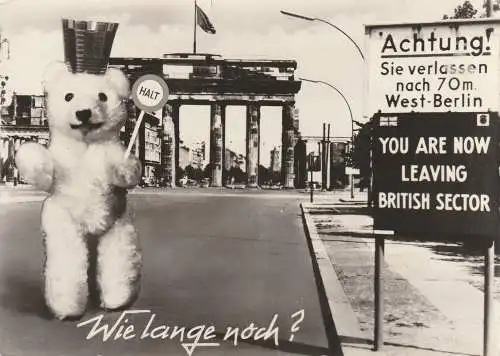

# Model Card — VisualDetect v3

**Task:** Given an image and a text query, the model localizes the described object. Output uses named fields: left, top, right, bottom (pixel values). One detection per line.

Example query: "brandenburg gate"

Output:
left=109, top=53, right=302, bottom=188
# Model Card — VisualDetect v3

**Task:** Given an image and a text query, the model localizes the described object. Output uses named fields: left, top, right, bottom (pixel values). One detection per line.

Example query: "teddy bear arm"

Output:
left=111, top=155, right=142, bottom=189
left=15, top=143, right=54, bottom=192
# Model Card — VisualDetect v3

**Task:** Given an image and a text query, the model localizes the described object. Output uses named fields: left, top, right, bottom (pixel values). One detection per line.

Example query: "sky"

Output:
left=0, top=0, right=490, bottom=165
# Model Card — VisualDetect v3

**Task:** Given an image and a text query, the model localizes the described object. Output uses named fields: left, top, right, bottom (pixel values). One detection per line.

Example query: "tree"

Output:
left=228, top=166, right=246, bottom=184
left=443, top=0, right=479, bottom=19
left=184, top=165, right=195, bottom=180
left=203, top=163, right=212, bottom=181
left=258, top=165, right=270, bottom=186
left=351, top=119, right=373, bottom=190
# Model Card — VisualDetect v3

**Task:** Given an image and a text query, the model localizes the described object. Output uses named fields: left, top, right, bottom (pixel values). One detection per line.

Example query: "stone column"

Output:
left=246, top=103, right=260, bottom=187
left=294, top=139, right=307, bottom=189
left=210, top=103, right=225, bottom=187
left=167, top=103, right=180, bottom=186
left=162, top=103, right=178, bottom=188
left=281, top=103, right=298, bottom=189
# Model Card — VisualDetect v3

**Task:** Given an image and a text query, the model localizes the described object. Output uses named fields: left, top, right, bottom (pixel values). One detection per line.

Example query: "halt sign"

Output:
left=125, top=74, right=169, bottom=158
left=131, top=74, right=169, bottom=112
left=366, top=19, right=500, bottom=238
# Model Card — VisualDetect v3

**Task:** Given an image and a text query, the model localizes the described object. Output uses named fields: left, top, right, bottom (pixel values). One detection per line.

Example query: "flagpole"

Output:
left=193, top=0, right=197, bottom=54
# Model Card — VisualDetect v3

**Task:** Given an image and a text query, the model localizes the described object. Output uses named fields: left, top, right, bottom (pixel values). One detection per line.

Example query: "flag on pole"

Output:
left=196, top=4, right=216, bottom=34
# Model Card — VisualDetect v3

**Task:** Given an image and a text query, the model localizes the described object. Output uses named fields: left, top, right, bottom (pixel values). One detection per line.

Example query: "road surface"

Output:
left=0, top=190, right=334, bottom=355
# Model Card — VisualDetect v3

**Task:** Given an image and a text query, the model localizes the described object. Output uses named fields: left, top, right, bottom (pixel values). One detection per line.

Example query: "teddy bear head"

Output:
left=43, top=63, right=130, bottom=143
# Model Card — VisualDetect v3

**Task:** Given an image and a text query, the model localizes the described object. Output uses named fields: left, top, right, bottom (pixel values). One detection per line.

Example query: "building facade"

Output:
left=0, top=94, right=49, bottom=184
left=179, top=145, right=191, bottom=170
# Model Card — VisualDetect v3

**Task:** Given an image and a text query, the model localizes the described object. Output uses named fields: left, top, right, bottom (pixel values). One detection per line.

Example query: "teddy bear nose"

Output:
left=75, top=109, right=92, bottom=123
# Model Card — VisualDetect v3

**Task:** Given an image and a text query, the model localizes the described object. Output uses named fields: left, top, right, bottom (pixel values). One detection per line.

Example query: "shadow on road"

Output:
left=0, top=275, right=52, bottom=320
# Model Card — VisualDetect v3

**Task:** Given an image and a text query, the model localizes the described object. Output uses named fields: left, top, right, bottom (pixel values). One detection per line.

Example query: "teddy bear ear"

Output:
left=42, top=61, right=70, bottom=92
left=105, top=68, right=130, bottom=99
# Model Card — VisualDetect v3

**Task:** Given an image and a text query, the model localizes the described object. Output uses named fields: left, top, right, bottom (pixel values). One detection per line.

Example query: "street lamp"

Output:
left=281, top=9, right=365, bottom=199
left=280, top=10, right=365, bottom=61
left=300, top=77, right=356, bottom=199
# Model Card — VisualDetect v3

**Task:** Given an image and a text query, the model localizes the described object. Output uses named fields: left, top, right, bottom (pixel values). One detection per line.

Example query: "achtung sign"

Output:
left=366, top=19, right=500, bottom=238
left=365, top=20, right=500, bottom=113
left=371, top=113, right=499, bottom=237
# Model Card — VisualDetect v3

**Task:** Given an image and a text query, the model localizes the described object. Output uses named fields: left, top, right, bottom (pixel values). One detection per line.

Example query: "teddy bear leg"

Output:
left=97, top=218, right=142, bottom=310
left=41, top=197, right=88, bottom=320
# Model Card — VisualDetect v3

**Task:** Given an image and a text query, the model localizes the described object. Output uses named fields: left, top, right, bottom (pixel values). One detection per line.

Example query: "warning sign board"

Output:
left=365, top=20, right=500, bottom=113
left=372, top=113, right=499, bottom=237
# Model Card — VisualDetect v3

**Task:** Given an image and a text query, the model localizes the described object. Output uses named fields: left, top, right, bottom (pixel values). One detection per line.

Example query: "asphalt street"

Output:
left=0, top=191, right=332, bottom=356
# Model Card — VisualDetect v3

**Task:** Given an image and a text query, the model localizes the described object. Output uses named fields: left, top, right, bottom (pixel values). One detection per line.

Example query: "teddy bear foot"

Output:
left=45, top=292, right=87, bottom=321
left=55, top=313, right=85, bottom=322
left=99, top=290, right=139, bottom=312
left=48, top=305, right=86, bottom=321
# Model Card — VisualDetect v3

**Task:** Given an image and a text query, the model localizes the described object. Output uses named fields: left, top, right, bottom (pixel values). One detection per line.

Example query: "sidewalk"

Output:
left=301, top=197, right=500, bottom=356
left=0, top=185, right=363, bottom=204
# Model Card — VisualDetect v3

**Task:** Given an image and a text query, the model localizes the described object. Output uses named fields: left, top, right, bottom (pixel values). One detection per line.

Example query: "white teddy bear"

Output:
left=15, top=63, right=142, bottom=320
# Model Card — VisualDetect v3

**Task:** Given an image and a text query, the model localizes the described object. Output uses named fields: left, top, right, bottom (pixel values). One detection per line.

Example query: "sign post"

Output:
left=374, top=234, right=384, bottom=350
left=366, top=18, right=500, bottom=353
left=308, top=153, right=321, bottom=203
left=126, top=74, right=169, bottom=158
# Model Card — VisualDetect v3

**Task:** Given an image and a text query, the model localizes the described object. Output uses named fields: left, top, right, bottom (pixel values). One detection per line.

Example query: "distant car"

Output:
left=179, top=176, right=188, bottom=187
left=200, top=178, right=210, bottom=188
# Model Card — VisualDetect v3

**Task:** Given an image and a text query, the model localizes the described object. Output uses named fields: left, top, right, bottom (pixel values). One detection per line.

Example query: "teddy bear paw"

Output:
left=15, top=142, right=54, bottom=191
left=111, top=157, right=142, bottom=188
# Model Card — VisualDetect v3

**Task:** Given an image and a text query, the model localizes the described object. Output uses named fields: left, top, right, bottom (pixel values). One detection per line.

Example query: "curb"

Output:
left=300, top=203, right=384, bottom=356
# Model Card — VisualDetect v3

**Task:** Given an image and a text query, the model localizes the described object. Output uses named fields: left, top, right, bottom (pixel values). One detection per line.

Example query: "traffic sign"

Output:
left=131, top=74, right=169, bottom=112
left=125, top=74, right=169, bottom=158
left=307, top=153, right=321, bottom=172
left=372, top=112, right=499, bottom=238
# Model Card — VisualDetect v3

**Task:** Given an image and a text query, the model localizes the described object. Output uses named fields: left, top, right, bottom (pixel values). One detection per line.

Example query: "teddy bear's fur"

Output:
left=15, top=64, right=142, bottom=320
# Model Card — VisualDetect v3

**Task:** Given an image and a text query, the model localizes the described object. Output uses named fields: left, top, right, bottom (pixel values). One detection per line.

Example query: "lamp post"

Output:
left=300, top=77, right=356, bottom=199
left=280, top=10, right=364, bottom=61
left=281, top=10, right=364, bottom=199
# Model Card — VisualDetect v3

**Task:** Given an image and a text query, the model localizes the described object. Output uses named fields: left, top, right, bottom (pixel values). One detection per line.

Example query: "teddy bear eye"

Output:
left=98, top=92, right=108, bottom=102
left=64, top=93, right=74, bottom=102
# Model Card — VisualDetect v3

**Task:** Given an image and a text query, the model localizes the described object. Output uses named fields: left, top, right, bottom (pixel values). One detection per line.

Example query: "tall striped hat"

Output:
left=62, top=19, right=119, bottom=75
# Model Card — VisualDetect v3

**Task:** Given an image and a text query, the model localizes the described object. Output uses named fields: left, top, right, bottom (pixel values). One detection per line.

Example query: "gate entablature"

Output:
left=109, top=53, right=300, bottom=104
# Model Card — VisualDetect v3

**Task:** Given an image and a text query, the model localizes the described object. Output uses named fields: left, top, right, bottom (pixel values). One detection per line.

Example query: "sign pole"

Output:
left=124, top=110, right=145, bottom=158
left=484, top=5, right=495, bottom=356
left=374, top=234, right=385, bottom=351
left=483, top=238, right=495, bottom=356
left=322, top=123, right=327, bottom=191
